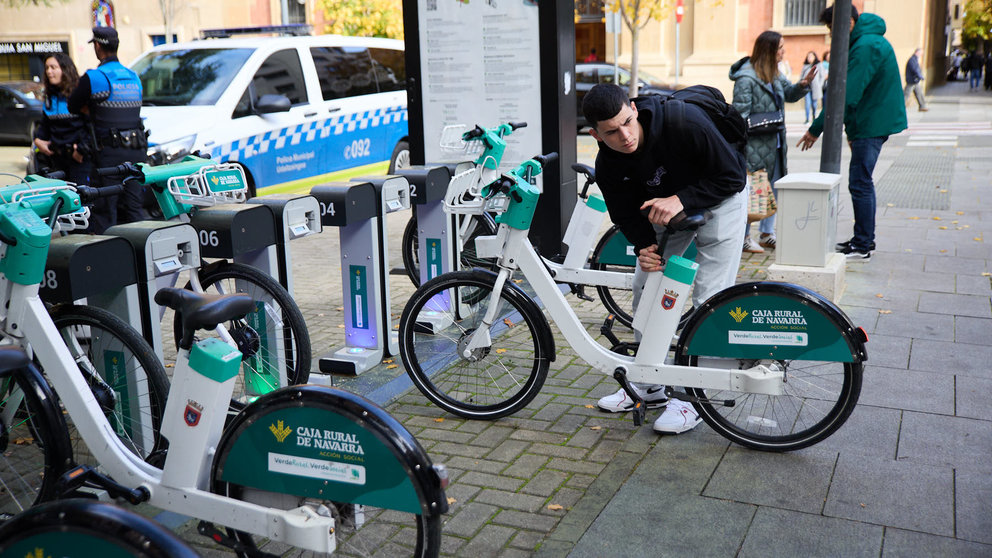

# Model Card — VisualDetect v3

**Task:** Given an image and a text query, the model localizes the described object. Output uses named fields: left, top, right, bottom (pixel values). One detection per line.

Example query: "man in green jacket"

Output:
left=797, top=6, right=907, bottom=261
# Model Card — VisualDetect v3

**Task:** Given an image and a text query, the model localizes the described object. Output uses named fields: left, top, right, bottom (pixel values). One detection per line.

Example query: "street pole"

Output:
left=675, top=0, right=683, bottom=88
left=819, top=0, right=852, bottom=174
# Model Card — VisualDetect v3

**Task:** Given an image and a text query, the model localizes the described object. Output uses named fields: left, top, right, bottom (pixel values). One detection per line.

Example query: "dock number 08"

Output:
left=200, top=230, right=220, bottom=247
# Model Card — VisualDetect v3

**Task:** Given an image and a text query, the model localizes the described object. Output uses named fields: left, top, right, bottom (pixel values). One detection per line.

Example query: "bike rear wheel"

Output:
left=402, top=214, right=499, bottom=287
left=176, top=262, right=311, bottom=406
left=398, top=270, right=553, bottom=420
left=591, top=224, right=635, bottom=328
left=681, top=357, right=862, bottom=451
left=50, top=304, right=169, bottom=463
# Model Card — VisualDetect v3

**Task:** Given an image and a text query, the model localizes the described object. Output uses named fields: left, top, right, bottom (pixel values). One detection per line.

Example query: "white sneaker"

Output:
left=652, top=399, right=702, bottom=434
left=597, top=385, right=669, bottom=413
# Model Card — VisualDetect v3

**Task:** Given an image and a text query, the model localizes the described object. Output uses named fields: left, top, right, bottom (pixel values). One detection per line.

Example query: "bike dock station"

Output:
left=310, top=176, right=411, bottom=376
left=245, top=194, right=322, bottom=295
left=397, top=165, right=454, bottom=285
left=42, top=234, right=140, bottom=324
left=102, top=221, right=201, bottom=360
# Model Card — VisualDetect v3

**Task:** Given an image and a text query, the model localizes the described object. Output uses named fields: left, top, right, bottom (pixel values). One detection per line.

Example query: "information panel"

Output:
left=417, top=0, right=542, bottom=170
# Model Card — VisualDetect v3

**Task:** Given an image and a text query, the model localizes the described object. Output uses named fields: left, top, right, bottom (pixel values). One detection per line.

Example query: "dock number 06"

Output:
left=199, top=230, right=220, bottom=247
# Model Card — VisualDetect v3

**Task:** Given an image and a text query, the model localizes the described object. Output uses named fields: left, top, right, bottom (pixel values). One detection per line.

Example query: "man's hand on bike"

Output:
left=640, top=196, right=683, bottom=226
left=638, top=244, right=664, bottom=272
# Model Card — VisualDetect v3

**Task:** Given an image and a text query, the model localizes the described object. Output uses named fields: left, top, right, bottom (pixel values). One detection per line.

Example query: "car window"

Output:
left=310, top=46, right=377, bottom=100
left=369, top=48, right=406, bottom=93
left=596, top=67, right=631, bottom=86
left=576, top=67, right=597, bottom=85
left=134, top=48, right=254, bottom=106
left=233, top=49, right=307, bottom=119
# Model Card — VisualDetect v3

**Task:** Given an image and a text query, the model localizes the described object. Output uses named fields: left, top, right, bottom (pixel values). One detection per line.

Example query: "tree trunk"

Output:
left=629, top=25, right=640, bottom=97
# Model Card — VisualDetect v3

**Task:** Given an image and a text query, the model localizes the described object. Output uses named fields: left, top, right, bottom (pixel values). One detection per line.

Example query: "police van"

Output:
left=131, top=27, right=409, bottom=195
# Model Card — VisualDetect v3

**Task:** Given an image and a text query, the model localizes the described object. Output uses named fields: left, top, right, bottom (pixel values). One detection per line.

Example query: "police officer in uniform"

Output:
left=69, top=26, right=148, bottom=233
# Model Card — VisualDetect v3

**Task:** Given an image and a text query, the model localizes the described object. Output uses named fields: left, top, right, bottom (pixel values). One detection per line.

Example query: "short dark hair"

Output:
left=582, top=84, right=629, bottom=129
left=819, top=4, right=859, bottom=26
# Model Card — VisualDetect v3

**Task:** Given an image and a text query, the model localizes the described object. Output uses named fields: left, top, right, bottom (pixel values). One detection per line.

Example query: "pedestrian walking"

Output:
left=68, top=26, right=148, bottom=233
left=581, top=83, right=747, bottom=432
left=904, top=47, right=929, bottom=111
left=797, top=5, right=907, bottom=261
left=821, top=50, right=831, bottom=105
left=984, top=52, right=992, bottom=91
left=731, top=32, right=815, bottom=253
left=800, top=51, right=825, bottom=123
left=33, top=53, right=93, bottom=186
left=966, top=50, right=983, bottom=90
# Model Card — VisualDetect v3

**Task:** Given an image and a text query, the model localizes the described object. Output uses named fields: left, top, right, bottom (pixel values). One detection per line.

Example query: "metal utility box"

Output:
left=244, top=194, right=322, bottom=294
left=774, top=172, right=841, bottom=267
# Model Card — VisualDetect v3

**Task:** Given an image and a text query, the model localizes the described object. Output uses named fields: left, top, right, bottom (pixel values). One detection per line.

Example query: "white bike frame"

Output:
left=1, top=279, right=336, bottom=553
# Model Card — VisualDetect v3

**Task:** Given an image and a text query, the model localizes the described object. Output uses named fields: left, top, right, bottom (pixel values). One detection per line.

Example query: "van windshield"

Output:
left=133, top=48, right=254, bottom=106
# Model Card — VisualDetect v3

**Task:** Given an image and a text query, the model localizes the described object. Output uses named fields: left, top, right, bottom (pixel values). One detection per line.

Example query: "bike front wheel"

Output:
left=398, top=270, right=554, bottom=420
left=176, top=262, right=311, bottom=406
left=50, top=304, right=170, bottom=463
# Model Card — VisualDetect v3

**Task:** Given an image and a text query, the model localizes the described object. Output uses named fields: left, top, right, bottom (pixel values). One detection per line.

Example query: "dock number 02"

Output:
left=200, top=230, right=220, bottom=247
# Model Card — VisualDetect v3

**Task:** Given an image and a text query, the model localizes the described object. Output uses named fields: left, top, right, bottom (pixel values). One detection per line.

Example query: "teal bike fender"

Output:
left=212, top=385, right=448, bottom=517
left=676, top=282, right=868, bottom=363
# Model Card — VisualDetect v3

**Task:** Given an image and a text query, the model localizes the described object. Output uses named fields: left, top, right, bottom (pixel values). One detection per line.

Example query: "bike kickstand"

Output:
left=613, top=368, right=645, bottom=426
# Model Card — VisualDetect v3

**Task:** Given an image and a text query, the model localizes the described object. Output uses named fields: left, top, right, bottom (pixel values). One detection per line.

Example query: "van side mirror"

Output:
left=255, top=94, right=291, bottom=114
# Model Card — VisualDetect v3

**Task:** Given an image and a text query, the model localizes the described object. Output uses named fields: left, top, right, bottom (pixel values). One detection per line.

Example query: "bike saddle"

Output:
left=667, top=209, right=712, bottom=231
left=571, top=163, right=595, bottom=181
left=154, top=288, right=255, bottom=335
left=0, top=346, right=30, bottom=377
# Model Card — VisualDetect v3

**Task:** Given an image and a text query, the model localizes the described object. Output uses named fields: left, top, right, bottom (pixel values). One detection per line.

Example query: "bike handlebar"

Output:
left=75, top=184, right=125, bottom=203
left=96, top=162, right=144, bottom=181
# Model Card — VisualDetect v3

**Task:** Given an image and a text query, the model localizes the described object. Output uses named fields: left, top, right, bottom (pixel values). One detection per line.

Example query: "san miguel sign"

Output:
left=0, top=41, right=68, bottom=54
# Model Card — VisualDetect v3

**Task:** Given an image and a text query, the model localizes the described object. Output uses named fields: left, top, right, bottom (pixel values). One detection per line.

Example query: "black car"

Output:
left=0, top=81, right=43, bottom=144
left=575, top=63, right=676, bottom=129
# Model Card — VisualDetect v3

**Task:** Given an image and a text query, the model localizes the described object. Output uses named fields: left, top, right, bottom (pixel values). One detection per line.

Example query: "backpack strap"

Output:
left=662, top=96, right=686, bottom=144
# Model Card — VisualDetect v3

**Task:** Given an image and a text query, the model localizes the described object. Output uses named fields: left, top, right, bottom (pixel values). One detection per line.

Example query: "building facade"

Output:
left=595, top=0, right=950, bottom=98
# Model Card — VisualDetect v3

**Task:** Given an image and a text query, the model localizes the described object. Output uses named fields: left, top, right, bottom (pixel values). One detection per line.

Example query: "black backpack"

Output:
left=657, top=85, right=748, bottom=156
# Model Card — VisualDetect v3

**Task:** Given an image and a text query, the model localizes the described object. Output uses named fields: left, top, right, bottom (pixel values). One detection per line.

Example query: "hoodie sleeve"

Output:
left=780, top=74, right=808, bottom=103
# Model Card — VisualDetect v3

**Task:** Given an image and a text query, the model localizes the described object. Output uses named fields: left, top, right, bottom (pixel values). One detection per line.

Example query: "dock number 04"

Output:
left=200, top=230, right=220, bottom=247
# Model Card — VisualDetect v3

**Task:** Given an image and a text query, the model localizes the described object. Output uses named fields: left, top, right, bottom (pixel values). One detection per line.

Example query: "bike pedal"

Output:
left=572, top=284, right=595, bottom=302
left=198, top=522, right=278, bottom=558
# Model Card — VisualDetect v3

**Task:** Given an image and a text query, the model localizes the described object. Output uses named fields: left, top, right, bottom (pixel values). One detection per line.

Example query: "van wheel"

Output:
left=388, top=140, right=411, bottom=174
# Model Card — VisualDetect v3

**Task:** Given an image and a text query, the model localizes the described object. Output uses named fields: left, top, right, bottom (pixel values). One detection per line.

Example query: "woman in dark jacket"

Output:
left=33, top=52, right=92, bottom=185
left=729, top=30, right=813, bottom=253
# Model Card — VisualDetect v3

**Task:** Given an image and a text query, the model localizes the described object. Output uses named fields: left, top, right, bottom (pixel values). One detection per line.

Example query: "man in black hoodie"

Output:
left=582, top=83, right=747, bottom=434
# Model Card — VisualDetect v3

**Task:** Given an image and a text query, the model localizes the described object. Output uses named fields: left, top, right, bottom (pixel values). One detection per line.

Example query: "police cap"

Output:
left=88, top=26, right=119, bottom=47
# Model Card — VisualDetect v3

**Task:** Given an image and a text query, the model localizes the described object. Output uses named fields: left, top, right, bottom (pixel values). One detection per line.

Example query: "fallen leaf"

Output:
left=952, top=221, right=959, bottom=224
left=939, top=189, right=948, bottom=193
left=982, top=272, right=991, bottom=277
left=957, top=211, right=965, bottom=215
left=975, top=238, right=983, bottom=242
left=317, top=313, right=325, bottom=317
left=584, top=404, right=595, bottom=409
left=879, top=310, right=892, bottom=314
left=939, top=226, right=948, bottom=230
left=860, top=503, right=866, bottom=508
left=386, top=364, right=398, bottom=369
left=383, top=359, right=394, bottom=364
left=434, top=418, right=445, bottom=423
left=940, top=249, right=948, bottom=253
left=590, top=426, right=602, bottom=431
left=394, top=324, right=399, bottom=330
left=513, top=279, right=523, bottom=283
left=932, top=216, right=942, bottom=221
left=447, top=497, right=457, bottom=505
left=547, top=504, right=564, bottom=511
left=886, top=203, right=894, bottom=207
left=338, top=324, right=345, bottom=328
left=165, top=363, right=174, bottom=368
left=495, top=348, right=507, bottom=354
left=336, top=307, right=344, bottom=311
left=875, top=294, right=884, bottom=298
left=963, top=225, right=971, bottom=228
left=908, top=216, right=920, bottom=220
left=14, top=437, right=33, bottom=445
left=503, top=318, right=515, bottom=327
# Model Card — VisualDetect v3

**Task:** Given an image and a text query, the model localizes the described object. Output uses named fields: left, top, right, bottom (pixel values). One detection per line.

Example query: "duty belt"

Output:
left=99, top=128, right=148, bottom=150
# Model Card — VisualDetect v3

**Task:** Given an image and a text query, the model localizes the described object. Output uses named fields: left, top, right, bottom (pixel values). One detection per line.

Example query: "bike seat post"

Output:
left=159, top=338, right=243, bottom=490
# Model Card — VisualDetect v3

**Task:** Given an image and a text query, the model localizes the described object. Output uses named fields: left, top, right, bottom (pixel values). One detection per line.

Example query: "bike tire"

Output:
left=402, top=215, right=421, bottom=286
left=676, top=283, right=864, bottom=452
left=590, top=224, right=636, bottom=328
left=175, top=262, right=311, bottom=405
left=402, top=214, right=499, bottom=288
left=50, top=304, right=170, bottom=463
left=398, top=269, right=554, bottom=420
left=0, top=499, right=199, bottom=557
left=0, top=358, right=72, bottom=517
left=211, top=386, right=444, bottom=558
